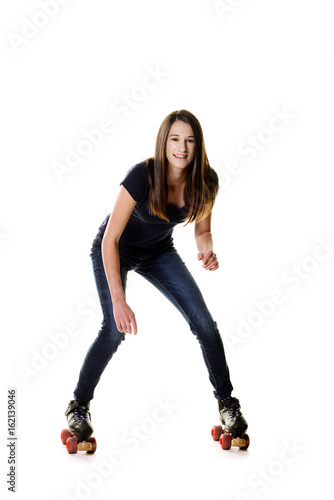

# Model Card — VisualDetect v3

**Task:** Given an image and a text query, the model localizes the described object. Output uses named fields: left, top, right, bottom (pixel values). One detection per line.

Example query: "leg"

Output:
left=73, top=238, right=130, bottom=401
left=136, top=250, right=233, bottom=399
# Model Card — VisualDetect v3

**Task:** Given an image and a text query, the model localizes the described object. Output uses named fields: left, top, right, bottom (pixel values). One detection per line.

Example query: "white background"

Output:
left=1, top=1, right=333, bottom=499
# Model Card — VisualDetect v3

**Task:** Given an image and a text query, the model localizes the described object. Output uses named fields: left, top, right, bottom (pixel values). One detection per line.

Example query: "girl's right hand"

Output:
left=113, top=299, right=137, bottom=335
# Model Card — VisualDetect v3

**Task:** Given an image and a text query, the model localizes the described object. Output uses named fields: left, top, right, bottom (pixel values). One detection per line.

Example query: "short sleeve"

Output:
left=120, top=162, right=148, bottom=203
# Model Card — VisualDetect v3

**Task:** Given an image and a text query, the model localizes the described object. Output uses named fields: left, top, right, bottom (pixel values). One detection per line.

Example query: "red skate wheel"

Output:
left=61, top=429, right=72, bottom=445
left=220, top=432, right=232, bottom=450
left=87, top=437, right=97, bottom=454
left=211, top=425, right=223, bottom=441
left=239, top=434, right=250, bottom=450
left=66, top=436, right=78, bottom=454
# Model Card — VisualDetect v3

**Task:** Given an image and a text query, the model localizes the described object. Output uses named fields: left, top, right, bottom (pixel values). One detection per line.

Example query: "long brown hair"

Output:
left=146, top=109, right=219, bottom=225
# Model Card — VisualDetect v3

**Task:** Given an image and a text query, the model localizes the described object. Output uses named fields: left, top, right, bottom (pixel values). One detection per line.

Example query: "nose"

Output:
left=179, top=140, right=188, bottom=151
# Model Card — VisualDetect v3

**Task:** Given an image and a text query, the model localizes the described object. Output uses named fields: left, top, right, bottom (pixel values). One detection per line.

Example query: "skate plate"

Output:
left=60, top=428, right=97, bottom=454
left=211, top=425, right=249, bottom=450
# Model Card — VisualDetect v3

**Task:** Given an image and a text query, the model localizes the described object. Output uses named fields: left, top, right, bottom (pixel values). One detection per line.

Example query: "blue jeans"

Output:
left=73, top=236, right=233, bottom=401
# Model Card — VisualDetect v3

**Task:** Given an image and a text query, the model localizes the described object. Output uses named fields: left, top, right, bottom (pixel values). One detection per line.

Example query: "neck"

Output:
left=166, top=164, right=188, bottom=187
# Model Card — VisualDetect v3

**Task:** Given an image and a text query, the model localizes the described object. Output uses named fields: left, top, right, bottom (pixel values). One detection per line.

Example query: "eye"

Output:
left=187, top=139, right=195, bottom=143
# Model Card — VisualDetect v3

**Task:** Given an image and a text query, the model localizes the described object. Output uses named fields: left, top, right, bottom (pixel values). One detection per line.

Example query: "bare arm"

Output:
left=194, top=213, right=219, bottom=271
left=101, top=185, right=138, bottom=333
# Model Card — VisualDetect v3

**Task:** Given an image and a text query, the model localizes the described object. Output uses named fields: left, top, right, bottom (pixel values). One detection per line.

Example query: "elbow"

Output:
left=101, top=235, right=119, bottom=249
left=195, top=230, right=212, bottom=239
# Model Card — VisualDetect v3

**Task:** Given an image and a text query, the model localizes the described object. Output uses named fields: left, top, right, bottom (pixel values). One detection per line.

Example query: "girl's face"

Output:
left=165, top=120, right=196, bottom=171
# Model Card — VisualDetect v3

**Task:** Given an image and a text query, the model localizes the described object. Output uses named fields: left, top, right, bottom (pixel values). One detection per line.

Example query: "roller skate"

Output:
left=60, top=399, right=97, bottom=454
left=211, top=396, right=250, bottom=451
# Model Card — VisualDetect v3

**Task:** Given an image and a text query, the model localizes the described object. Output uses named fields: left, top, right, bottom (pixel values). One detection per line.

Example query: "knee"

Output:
left=99, top=322, right=125, bottom=342
left=190, top=319, right=224, bottom=350
left=189, top=314, right=217, bottom=338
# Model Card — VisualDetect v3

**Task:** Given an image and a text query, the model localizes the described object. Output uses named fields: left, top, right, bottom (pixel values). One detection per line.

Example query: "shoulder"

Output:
left=120, top=160, right=149, bottom=203
left=124, top=160, right=148, bottom=178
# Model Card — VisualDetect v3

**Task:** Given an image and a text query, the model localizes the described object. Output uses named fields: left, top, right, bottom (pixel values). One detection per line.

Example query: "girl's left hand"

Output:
left=197, top=250, right=219, bottom=271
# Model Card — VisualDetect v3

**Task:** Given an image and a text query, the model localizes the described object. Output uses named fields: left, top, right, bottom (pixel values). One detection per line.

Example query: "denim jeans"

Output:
left=73, top=236, right=233, bottom=402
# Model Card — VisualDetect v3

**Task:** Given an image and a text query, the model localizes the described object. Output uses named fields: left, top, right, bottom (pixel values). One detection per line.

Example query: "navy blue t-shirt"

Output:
left=96, top=161, right=189, bottom=257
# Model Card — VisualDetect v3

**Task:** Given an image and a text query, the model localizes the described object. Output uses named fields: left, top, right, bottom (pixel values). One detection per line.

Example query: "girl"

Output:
left=64, top=109, right=248, bottom=443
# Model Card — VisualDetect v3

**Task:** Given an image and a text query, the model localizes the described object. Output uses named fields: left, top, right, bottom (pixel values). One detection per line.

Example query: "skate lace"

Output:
left=73, top=405, right=90, bottom=422
left=226, top=399, right=242, bottom=418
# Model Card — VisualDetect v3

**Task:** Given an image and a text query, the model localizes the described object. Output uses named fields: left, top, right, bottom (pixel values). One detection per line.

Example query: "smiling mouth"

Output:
left=173, top=154, right=188, bottom=159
